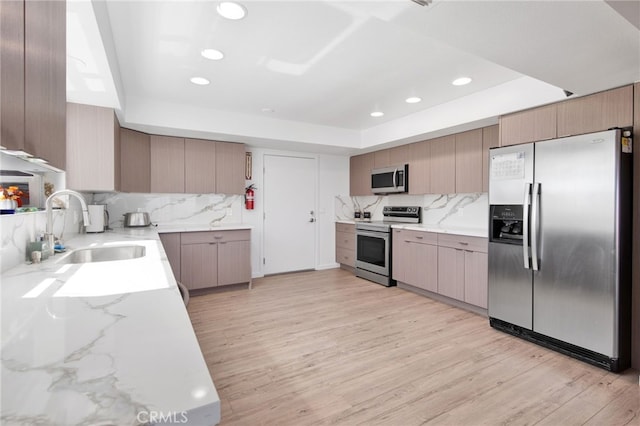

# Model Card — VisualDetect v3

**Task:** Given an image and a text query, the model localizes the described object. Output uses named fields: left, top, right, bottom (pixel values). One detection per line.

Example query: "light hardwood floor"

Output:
left=187, top=269, right=639, bottom=426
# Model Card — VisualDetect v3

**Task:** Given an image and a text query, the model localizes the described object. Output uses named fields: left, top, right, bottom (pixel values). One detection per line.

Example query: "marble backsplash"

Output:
left=335, top=193, right=488, bottom=230
left=92, top=193, right=243, bottom=228
left=0, top=209, right=81, bottom=273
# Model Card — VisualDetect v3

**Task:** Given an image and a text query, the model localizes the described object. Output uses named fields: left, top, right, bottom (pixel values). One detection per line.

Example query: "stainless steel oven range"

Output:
left=355, top=206, right=421, bottom=287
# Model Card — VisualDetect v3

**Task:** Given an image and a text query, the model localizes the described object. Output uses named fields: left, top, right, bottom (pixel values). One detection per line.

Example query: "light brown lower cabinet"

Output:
left=335, top=223, right=355, bottom=268
left=393, top=229, right=488, bottom=309
left=392, top=229, right=438, bottom=293
left=437, top=234, right=488, bottom=308
left=161, top=230, right=251, bottom=291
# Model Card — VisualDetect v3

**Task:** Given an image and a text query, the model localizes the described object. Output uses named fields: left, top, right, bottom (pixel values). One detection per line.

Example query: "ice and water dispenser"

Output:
left=490, top=205, right=524, bottom=244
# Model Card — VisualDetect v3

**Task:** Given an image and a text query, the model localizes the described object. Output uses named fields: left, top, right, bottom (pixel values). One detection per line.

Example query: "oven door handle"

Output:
left=357, top=230, right=390, bottom=239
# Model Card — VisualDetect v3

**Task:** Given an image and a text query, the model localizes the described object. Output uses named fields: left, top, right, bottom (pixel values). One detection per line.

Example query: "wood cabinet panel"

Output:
left=455, top=129, right=483, bottom=193
left=389, top=145, right=410, bottom=166
left=215, top=142, right=245, bottom=195
left=350, top=153, right=374, bottom=196
left=336, top=231, right=355, bottom=250
left=66, top=103, right=120, bottom=191
left=336, top=223, right=356, bottom=268
left=150, top=136, right=185, bottom=193
left=406, top=241, right=438, bottom=293
left=499, top=104, right=557, bottom=147
left=430, top=135, right=455, bottom=194
left=336, top=246, right=355, bottom=268
left=482, top=125, right=499, bottom=192
left=24, top=0, right=66, bottom=169
left=180, top=229, right=250, bottom=245
left=409, top=141, right=430, bottom=194
left=437, top=246, right=465, bottom=300
left=0, top=0, right=25, bottom=151
left=557, top=85, right=633, bottom=137
left=335, top=222, right=355, bottom=234
left=159, top=233, right=181, bottom=281
left=392, top=229, right=406, bottom=282
left=120, top=128, right=151, bottom=193
left=438, top=233, right=488, bottom=253
left=218, top=240, right=251, bottom=286
left=373, top=149, right=390, bottom=169
left=185, top=138, right=216, bottom=194
left=465, top=251, right=488, bottom=308
left=180, top=243, right=218, bottom=290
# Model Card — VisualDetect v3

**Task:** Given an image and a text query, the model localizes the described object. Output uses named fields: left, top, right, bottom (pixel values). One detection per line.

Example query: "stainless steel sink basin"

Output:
left=59, top=245, right=146, bottom=264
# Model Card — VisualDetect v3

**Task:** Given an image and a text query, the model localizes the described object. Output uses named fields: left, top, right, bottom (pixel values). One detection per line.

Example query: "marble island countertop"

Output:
left=1, top=227, right=221, bottom=425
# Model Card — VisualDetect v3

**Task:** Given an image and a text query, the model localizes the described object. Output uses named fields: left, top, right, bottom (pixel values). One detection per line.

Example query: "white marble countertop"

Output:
left=154, top=223, right=252, bottom=233
left=391, top=223, right=488, bottom=238
left=1, top=227, right=221, bottom=425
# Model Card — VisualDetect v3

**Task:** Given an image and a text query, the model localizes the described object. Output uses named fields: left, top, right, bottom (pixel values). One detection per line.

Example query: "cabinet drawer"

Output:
left=399, top=229, right=438, bottom=245
left=336, top=246, right=355, bottom=267
left=437, top=234, right=487, bottom=253
left=336, top=231, right=355, bottom=250
left=336, top=222, right=355, bottom=234
left=181, top=229, right=250, bottom=245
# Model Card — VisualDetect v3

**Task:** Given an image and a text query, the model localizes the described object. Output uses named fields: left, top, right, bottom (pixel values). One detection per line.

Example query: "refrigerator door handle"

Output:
left=531, top=182, right=540, bottom=271
left=523, top=183, right=531, bottom=269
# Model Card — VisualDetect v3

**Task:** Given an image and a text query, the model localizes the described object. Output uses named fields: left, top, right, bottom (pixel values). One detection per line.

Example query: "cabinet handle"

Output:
left=208, top=242, right=217, bottom=245
left=459, top=242, right=469, bottom=246
left=415, top=236, right=424, bottom=239
left=214, top=235, right=223, bottom=239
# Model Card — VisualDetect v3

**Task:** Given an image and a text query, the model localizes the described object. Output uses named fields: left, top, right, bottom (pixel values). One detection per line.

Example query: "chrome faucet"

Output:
left=45, top=190, right=91, bottom=257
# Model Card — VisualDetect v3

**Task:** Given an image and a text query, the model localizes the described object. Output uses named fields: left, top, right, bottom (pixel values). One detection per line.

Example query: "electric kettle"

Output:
left=86, top=204, right=108, bottom=233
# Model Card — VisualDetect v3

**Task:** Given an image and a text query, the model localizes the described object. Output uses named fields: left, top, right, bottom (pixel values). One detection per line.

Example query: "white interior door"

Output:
left=263, top=154, right=316, bottom=274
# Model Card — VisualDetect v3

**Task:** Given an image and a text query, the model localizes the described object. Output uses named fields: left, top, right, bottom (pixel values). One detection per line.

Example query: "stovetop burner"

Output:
left=355, top=206, right=421, bottom=232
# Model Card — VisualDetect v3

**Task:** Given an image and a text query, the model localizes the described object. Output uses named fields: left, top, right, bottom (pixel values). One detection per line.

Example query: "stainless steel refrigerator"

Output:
left=488, top=129, right=632, bottom=372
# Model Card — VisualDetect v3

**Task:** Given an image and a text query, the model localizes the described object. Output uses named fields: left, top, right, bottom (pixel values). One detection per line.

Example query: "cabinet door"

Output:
left=437, top=246, right=465, bottom=301
left=215, top=142, right=245, bottom=195
left=389, top=145, right=410, bottom=166
left=409, top=141, right=430, bottom=194
left=66, top=103, right=120, bottom=191
left=455, top=129, right=483, bottom=193
left=499, top=104, right=557, bottom=146
left=24, top=0, right=66, bottom=169
left=0, top=0, right=25, bottom=151
left=430, top=135, right=455, bottom=194
left=557, top=85, right=633, bottom=137
left=180, top=243, right=218, bottom=290
left=185, top=138, right=216, bottom=194
left=218, top=240, right=251, bottom=286
left=150, top=136, right=185, bottom=193
left=373, top=149, right=390, bottom=169
left=120, top=128, right=151, bottom=193
left=482, top=125, right=499, bottom=192
left=405, top=242, right=438, bottom=292
left=349, top=153, right=374, bottom=196
left=464, top=251, right=488, bottom=308
left=159, top=233, right=181, bottom=281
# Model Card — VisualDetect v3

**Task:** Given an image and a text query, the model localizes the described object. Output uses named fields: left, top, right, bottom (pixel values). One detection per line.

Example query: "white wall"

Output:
left=244, top=148, right=349, bottom=278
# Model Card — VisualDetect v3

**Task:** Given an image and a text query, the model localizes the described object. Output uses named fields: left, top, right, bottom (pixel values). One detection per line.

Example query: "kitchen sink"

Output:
left=58, top=245, right=146, bottom=264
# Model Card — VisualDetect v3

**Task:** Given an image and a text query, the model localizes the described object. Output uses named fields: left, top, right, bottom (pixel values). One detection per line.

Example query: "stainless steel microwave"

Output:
left=371, top=164, right=408, bottom=194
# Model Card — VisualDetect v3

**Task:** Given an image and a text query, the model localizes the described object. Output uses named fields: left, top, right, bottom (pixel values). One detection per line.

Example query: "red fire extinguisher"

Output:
left=245, top=184, right=255, bottom=210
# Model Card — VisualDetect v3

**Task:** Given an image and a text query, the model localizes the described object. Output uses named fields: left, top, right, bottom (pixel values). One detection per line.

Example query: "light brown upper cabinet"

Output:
left=121, top=128, right=151, bottom=193
left=373, top=150, right=390, bottom=169
left=499, top=104, right=557, bottom=147
left=557, top=85, right=633, bottom=137
left=430, top=135, right=456, bottom=194
left=150, top=136, right=185, bottom=193
left=185, top=138, right=217, bottom=194
left=215, top=142, right=245, bottom=195
left=389, top=145, right=410, bottom=166
left=1, top=0, right=66, bottom=169
left=349, top=152, right=374, bottom=196
left=66, top=103, right=121, bottom=192
left=409, top=140, right=430, bottom=195
left=482, top=125, right=499, bottom=192
left=455, top=129, right=483, bottom=193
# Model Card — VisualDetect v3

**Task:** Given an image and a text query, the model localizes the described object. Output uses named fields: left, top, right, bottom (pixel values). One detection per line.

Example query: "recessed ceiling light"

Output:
left=261, top=108, right=275, bottom=113
left=370, top=111, right=384, bottom=118
left=201, top=49, right=224, bottom=60
left=190, top=77, right=210, bottom=85
left=217, top=2, right=247, bottom=20
left=405, top=97, right=422, bottom=104
left=452, top=77, right=472, bottom=86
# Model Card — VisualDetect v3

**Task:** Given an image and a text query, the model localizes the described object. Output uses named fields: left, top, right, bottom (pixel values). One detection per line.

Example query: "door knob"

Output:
left=309, top=218, right=316, bottom=222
